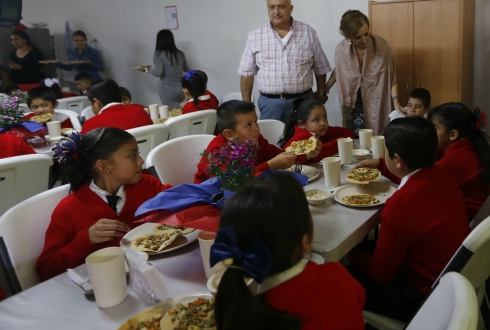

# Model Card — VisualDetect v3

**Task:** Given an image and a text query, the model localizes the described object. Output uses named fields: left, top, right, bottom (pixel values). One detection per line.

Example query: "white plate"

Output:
left=333, top=182, right=397, bottom=207
left=120, top=223, right=200, bottom=255
left=285, top=165, right=320, bottom=182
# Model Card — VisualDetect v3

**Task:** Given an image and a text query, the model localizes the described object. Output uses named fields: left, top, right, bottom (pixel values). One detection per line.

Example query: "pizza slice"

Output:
left=131, top=229, right=179, bottom=253
left=346, top=168, right=381, bottom=184
left=118, top=308, right=163, bottom=330
left=31, top=113, right=53, bottom=123
left=342, top=194, right=379, bottom=206
left=160, top=297, right=216, bottom=330
left=154, top=224, right=196, bottom=235
left=285, top=136, right=317, bottom=155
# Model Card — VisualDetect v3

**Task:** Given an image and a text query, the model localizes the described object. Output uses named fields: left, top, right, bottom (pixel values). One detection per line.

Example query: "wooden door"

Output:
left=371, top=2, right=414, bottom=106
left=413, top=0, right=460, bottom=106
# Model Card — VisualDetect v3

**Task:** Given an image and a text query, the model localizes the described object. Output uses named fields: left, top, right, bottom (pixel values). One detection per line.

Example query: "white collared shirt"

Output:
left=98, top=102, right=123, bottom=115
left=258, top=258, right=309, bottom=293
left=187, top=94, right=211, bottom=103
left=89, top=180, right=126, bottom=216
left=397, top=169, right=421, bottom=190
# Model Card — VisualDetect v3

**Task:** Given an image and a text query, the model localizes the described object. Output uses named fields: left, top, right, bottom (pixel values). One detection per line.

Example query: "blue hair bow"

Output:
left=52, top=131, right=81, bottom=167
left=184, top=70, right=198, bottom=81
left=210, top=226, right=271, bottom=284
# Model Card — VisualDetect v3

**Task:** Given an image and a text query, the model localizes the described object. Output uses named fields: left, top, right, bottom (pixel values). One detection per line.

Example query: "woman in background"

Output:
left=9, top=31, right=44, bottom=84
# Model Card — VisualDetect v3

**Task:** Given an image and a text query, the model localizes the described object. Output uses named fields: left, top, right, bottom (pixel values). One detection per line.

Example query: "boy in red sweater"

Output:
left=194, top=100, right=320, bottom=183
left=25, top=87, right=73, bottom=129
left=348, top=117, right=470, bottom=322
left=82, top=79, right=152, bottom=133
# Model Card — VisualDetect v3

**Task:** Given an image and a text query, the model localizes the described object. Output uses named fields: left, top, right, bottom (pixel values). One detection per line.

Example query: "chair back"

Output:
left=165, top=110, right=216, bottom=140
left=56, top=96, right=90, bottom=115
left=406, top=272, right=478, bottom=330
left=0, top=154, right=52, bottom=216
left=470, top=195, right=490, bottom=230
left=81, top=106, right=95, bottom=122
left=54, top=109, right=82, bottom=130
left=0, top=236, right=23, bottom=297
left=0, top=184, right=71, bottom=289
left=126, top=124, right=170, bottom=169
left=257, top=119, right=285, bottom=146
left=146, top=134, right=215, bottom=185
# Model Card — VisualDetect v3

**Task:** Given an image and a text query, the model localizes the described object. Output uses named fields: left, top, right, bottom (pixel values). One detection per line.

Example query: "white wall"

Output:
left=20, top=0, right=489, bottom=125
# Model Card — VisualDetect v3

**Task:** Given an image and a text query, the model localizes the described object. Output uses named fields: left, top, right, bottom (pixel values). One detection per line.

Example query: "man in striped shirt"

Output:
left=238, top=0, right=331, bottom=123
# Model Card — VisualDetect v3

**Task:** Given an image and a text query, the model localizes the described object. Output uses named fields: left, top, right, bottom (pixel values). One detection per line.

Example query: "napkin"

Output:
left=67, top=268, right=93, bottom=292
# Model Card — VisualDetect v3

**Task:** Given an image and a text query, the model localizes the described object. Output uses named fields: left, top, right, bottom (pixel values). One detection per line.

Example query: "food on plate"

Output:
left=154, top=224, right=196, bottom=235
left=285, top=136, right=316, bottom=155
left=169, top=108, right=182, bottom=117
left=118, top=308, right=163, bottom=330
left=69, top=60, right=88, bottom=64
left=346, top=168, right=381, bottom=184
left=342, top=194, right=379, bottom=206
left=39, top=60, right=59, bottom=64
left=61, top=128, right=74, bottom=136
left=306, top=190, right=327, bottom=200
left=160, top=297, right=216, bottom=330
left=154, top=118, right=169, bottom=125
left=31, top=113, right=53, bottom=123
left=130, top=229, right=180, bottom=253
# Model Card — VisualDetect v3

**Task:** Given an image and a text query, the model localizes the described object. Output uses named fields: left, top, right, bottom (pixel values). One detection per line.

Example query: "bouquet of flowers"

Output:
left=201, top=139, right=258, bottom=192
left=0, top=93, right=46, bottom=140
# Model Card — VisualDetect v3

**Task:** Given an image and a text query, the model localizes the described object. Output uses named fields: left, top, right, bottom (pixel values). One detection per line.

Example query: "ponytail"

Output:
left=278, top=109, right=299, bottom=148
left=181, top=70, right=206, bottom=109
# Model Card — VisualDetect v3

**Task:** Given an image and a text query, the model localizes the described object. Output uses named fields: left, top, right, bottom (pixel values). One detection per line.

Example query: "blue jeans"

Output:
left=258, top=89, right=315, bottom=123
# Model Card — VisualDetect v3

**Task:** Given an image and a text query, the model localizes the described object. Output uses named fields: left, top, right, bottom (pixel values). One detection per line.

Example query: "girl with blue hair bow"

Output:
left=211, top=173, right=365, bottom=330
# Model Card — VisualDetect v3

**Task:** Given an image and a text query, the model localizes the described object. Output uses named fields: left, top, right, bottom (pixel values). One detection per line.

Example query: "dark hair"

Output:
left=278, top=98, right=325, bottom=148
left=215, top=173, right=310, bottom=330
left=74, top=72, right=92, bottom=83
left=39, top=78, right=62, bottom=99
left=87, top=79, right=122, bottom=106
left=428, top=102, right=490, bottom=190
left=154, top=29, right=185, bottom=66
left=384, top=117, right=438, bottom=171
left=11, top=31, right=33, bottom=47
left=119, top=87, right=132, bottom=101
left=339, top=10, right=370, bottom=39
left=217, top=100, right=256, bottom=133
left=3, top=83, right=21, bottom=96
left=196, top=70, right=208, bottom=85
left=27, top=86, right=57, bottom=107
left=181, top=71, right=206, bottom=109
left=72, top=31, right=87, bottom=40
left=408, top=88, right=431, bottom=108
left=64, top=127, right=135, bottom=191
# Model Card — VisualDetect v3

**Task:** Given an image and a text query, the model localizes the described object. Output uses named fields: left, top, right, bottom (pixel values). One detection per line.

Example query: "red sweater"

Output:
left=0, top=134, right=36, bottom=159
left=283, top=125, right=355, bottom=163
left=194, top=134, right=283, bottom=183
left=36, top=175, right=171, bottom=281
left=349, top=166, right=470, bottom=295
left=379, top=138, right=488, bottom=220
left=262, top=262, right=366, bottom=330
left=205, top=90, right=219, bottom=106
left=82, top=104, right=153, bottom=133
left=182, top=95, right=219, bottom=114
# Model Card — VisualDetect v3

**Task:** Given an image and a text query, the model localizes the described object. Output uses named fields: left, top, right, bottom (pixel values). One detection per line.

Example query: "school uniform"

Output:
left=283, top=125, right=355, bottom=163
left=36, top=175, right=171, bottom=281
left=194, top=134, right=283, bottom=183
left=23, top=112, right=73, bottom=129
left=205, top=90, right=219, bottom=106
left=81, top=103, right=153, bottom=133
left=262, top=259, right=365, bottom=330
left=0, top=134, right=36, bottom=159
left=349, top=165, right=470, bottom=320
left=182, top=94, right=219, bottom=114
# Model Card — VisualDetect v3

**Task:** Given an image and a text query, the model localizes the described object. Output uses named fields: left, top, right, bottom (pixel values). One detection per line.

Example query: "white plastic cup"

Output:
left=46, top=120, right=61, bottom=137
left=148, top=104, right=159, bottom=121
left=359, top=129, right=373, bottom=150
left=86, top=247, right=127, bottom=308
left=198, top=231, right=226, bottom=279
left=337, top=138, right=353, bottom=165
left=371, top=136, right=385, bottom=159
left=62, top=87, right=70, bottom=93
left=159, top=105, right=169, bottom=118
left=322, top=156, right=341, bottom=189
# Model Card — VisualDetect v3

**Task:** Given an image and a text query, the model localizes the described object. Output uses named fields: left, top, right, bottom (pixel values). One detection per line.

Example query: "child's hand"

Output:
left=306, top=137, right=322, bottom=161
left=88, top=219, right=130, bottom=244
left=268, top=152, right=297, bottom=170
left=354, top=159, right=380, bottom=169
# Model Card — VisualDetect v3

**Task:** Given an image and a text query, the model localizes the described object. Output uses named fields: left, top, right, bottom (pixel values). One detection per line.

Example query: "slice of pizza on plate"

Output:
left=346, top=168, right=381, bottom=184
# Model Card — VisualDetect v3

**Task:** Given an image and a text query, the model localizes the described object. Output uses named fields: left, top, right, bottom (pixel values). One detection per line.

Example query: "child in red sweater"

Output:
left=0, top=134, right=35, bottom=158
left=279, top=98, right=354, bottom=163
left=25, top=86, right=73, bottom=129
left=36, top=127, right=172, bottom=281
left=212, top=173, right=365, bottom=330
left=348, top=117, right=470, bottom=322
left=181, top=70, right=219, bottom=114
left=194, top=100, right=318, bottom=183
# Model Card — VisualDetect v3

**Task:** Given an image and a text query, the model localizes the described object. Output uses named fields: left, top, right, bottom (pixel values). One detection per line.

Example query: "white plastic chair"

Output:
left=80, top=106, right=95, bottom=122
left=0, top=154, right=52, bottom=216
left=470, top=195, right=490, bottom=230
left=54, top=109, right=82, bottom=130
left=126, top=124, right=170, bottom=169
left=0, top=184, right=70, bottom=290
left=220, top=92, right=255, bottom=104
left=146, top=134, right=215, bottom=185
left=257, top=119, right=285, bottom=146
left=165, top=110, right=217, bottom=140
left=56, top=96, right=90, bottom=115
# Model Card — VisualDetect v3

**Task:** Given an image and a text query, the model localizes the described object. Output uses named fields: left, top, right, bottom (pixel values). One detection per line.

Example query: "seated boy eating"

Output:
left=389, top=88, right=431, bottom=121
left=194, top=100, right=302, bottom=183
left=82, top=79, right=152, bottom=133
left=348, top=117, right=470, bottom=322
left=74, top=72, right=92, bottom=95
left=25, top=86, right=73, bottom=129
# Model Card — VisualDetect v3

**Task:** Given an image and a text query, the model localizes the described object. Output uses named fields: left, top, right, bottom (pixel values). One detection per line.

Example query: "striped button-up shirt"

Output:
left=238, top=19, right=331, bottom=94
